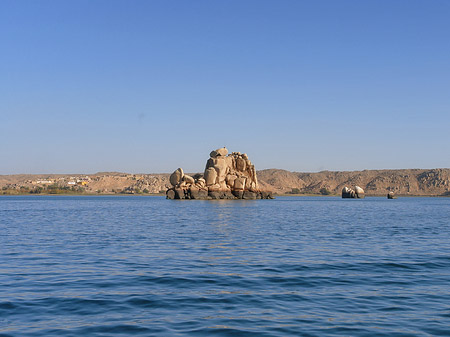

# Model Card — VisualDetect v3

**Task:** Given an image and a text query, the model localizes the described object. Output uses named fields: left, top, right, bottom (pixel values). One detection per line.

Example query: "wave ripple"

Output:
left=1, top=196, right=450, bottom=336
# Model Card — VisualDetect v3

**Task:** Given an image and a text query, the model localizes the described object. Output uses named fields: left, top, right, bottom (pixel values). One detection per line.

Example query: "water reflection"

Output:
left=199, top=201, right=262, bottom=273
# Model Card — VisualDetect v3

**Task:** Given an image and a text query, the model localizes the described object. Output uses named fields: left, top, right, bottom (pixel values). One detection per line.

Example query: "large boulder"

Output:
left=189, top=186, right=207, bottom=199
left=226, top=174, right=237, bottom=188
left=166, top=189, right=176, bottom=199
left=208, top=190, right=222, bottom=199
left=261, top=191, right=274, bottom=199
left=234, top=177, right=246, bottom=190
left=195, top=178, right=206, bottom=189
left=174, top=187, right=186, bottom=199
left=216, top=147, right=228, bottom=157
left=169, top=168, right=184, bottom=187
left=342, top=187, right=352, bottom=198
left=232, top=190, right=244, bottom=199
left=214, top=157, right=229, bottom=182
left=210, top=147, right=228, bottom=158
left=183, top=174, right=195, bottom=184
left=235, top=157, right=246, bottom=171
left=355, top=186, right=365, bottom=199
left=204, top=167, right=217, bottom=186
left=243, top=191, right=257, bottom=199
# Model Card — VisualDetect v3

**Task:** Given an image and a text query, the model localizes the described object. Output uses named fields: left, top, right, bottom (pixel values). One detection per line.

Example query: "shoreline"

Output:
left=1, top=168, right=449, bottom=197
left=1, top=193, right=448, bottom=198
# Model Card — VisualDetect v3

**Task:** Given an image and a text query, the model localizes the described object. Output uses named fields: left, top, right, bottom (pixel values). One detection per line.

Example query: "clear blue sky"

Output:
left=1, top=0, right=449, bottom=174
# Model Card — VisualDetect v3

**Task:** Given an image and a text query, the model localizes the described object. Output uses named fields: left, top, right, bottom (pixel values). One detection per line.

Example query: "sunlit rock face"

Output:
left=166, top=147, right=273, bottom=200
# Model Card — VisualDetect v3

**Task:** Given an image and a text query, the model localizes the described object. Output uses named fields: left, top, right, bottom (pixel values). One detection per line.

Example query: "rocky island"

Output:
left=342, top=186, right=365, bottom=198
left=166, top=147, right=274, bottom=200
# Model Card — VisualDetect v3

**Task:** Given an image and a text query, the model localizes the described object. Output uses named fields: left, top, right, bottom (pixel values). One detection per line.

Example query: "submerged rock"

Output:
left=387, top=191, right=397, bottom=199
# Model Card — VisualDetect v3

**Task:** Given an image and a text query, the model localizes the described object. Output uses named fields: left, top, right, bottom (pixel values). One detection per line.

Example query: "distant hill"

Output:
left=258, top=168, right=450, bottom=196
left=1, top=168, right=449, bottom=196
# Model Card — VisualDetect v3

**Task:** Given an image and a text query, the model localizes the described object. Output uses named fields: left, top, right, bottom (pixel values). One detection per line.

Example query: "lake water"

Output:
left=1, top=196, right=449, bottom=336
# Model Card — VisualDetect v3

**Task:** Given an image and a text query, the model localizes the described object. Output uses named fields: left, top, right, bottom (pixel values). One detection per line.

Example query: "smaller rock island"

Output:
left=342, top=186, right=365, bottom=199
left=166, top=147, right=273, bottom=200
left=387, top=191, right=397, bottom=199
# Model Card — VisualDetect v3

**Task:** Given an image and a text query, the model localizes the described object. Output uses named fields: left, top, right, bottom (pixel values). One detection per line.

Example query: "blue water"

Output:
left=1, top=196, right=449, bottom=336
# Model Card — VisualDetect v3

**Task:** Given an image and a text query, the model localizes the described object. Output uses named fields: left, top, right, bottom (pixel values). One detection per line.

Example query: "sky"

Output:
left=1, top=0, right=449, bottom=174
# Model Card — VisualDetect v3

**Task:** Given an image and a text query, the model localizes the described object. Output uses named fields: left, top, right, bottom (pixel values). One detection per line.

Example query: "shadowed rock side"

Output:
left=166, top=148, right=273, bottom=200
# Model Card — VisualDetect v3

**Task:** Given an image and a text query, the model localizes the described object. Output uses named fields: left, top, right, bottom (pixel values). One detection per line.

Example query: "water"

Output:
left=1, top=196, right=449, bottom=336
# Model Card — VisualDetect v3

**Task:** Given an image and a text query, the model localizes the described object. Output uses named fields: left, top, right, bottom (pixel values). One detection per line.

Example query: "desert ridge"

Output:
left=0, top=168, right=449, bottom=197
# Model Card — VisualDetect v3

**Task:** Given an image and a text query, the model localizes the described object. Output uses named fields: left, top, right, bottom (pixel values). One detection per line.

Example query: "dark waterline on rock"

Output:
left=1, top=196, right=449, bottom=336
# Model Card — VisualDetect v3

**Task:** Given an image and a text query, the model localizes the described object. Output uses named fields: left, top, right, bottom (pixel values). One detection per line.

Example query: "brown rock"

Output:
left=195, top=178, right=206, bottom=188
left=236, top=157, right=246, bottom=172
left=261, top=191, right=274, bottom=199
left=216, top=147, right=228, bottom=157
left=169, top=168, right=184, bottom=187
left=243, top=191, right=257, bottom=199
left=204, top=167, right=217, bottom=186
left=183, top=174, right=195, bottom=185
left=205, top=158, right=215, bottom=170
left=189, top=186, right=202, bottom=199
left=226, top=174, right=237, bottom=188
left=214, top=157, right=229, bottom=182
left=198, top=190, right=208, bottom=199
left=208, top=191, right=221, bottom=199
left=232, top=190, right=244, bottom=199
left=166, top=189, right=175, bottom=199
left=174, top=188, right=185, bottom=199
left=234, top=177, right=246, bottom=190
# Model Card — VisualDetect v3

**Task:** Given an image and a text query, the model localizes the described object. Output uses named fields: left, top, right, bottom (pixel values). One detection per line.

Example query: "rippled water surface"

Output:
left=1, top=196, right=450, bottom=336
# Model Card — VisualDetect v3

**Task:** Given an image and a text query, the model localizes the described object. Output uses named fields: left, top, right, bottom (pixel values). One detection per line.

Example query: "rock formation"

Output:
left=166, top=147, right=273, bottom=200
left=342, top=186, right=365, bottom=199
